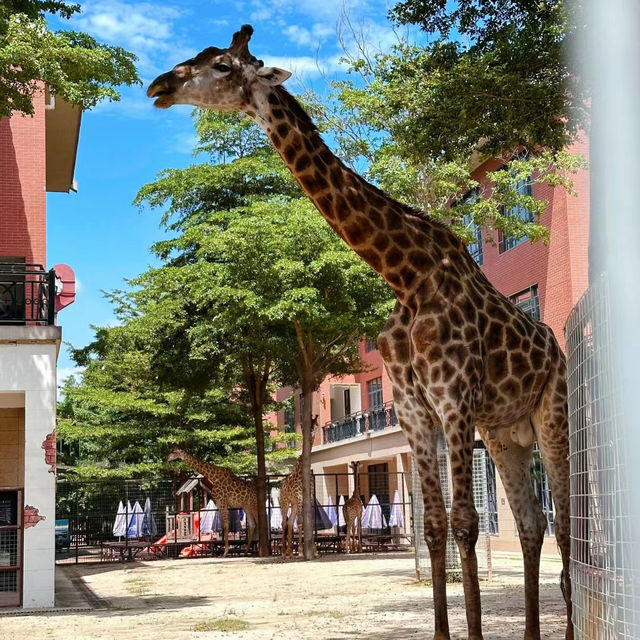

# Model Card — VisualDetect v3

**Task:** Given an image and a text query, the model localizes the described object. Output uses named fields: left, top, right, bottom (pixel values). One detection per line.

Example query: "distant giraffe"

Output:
left=280, top=415, right=319, bottom=558
left=343, top=461, right=363, bottom=554
left=149, top=25, right=573, bottom=640
left=167, top=448, right=258, bottom=556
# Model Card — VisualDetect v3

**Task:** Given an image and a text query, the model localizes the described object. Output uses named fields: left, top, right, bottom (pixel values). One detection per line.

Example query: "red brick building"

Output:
left=0, top=89, right=80, bottom=607
left=273, top=137, right=590, bottom=554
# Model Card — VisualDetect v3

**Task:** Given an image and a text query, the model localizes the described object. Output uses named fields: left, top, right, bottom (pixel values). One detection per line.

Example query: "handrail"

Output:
left=322, top=401, right=398, bottom=444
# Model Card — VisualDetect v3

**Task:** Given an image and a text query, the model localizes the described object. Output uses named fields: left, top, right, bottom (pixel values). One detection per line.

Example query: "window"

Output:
left=365, top=340, right=377, bottom=353
left=367, top=378, right=383, bottom=410
left=509, top=285, right=540, bottom=321
left=343, top=389, right=351, bottom=416
left=498, top=153, right=534, bottom=253
left=284, top=405, right=296, bottom=449
left=368, top=463, right=390, bottom=525
left=460, top=189, right=483, bottom=266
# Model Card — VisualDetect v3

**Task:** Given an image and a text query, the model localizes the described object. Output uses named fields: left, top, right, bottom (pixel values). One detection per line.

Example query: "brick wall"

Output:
left=0, top=93, right=47, bottom=266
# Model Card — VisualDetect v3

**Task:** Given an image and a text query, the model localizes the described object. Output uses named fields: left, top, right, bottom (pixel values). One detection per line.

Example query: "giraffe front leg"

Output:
left=246, top=514, right=255, bottom=555
left=483, top=428, right=547, bottom=640
left=443, top=416, right=483, bottom=640
left=415, top=427, right=450, bottom=640
left=221, top=512, right=230, bottom=557
left=296, top=509, right=302, bottom=557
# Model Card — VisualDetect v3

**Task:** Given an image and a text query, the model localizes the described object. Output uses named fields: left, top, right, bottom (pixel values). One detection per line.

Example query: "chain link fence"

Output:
left=566, top=274, right=640, bottom=639
left=56, top=471, right=413, bottom=564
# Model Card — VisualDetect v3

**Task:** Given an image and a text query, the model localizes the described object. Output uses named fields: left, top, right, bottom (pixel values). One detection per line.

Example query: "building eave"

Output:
left=45, top=90, right=82, bottom=193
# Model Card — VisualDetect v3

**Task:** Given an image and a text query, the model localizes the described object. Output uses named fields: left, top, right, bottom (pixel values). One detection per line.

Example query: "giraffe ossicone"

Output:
left=151, top=27, right=573, bottom=640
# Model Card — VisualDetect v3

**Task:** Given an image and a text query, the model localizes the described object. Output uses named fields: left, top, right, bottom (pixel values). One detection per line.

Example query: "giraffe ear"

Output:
left=256, top=66, right=292, bottom=86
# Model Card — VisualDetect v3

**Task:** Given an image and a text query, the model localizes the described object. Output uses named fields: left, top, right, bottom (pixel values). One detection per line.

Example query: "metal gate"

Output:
left=0, top=489, right=22, bottom=607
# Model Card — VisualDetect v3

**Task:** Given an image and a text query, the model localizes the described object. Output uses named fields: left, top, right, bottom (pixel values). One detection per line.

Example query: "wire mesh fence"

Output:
left=55, top=470, right=413, bottom=564
left=566, top=274, right=640, bottom=639
left=412, top=444, right=492, bottom=581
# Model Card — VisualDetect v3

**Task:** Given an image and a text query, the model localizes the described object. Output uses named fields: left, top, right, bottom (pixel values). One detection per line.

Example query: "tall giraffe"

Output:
left=167, top=447, right=258, bottom=557
left=343, top=461, right=363, bottom=554
left=149, top=26, right=572, bottom=640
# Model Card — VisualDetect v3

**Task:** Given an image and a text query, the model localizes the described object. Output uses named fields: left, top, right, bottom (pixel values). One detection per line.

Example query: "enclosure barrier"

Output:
left=412, top=443, right=492, bottom=581
left=566, top=274, right=640, bottom=639
left=55, top=471, right=413, bottom=564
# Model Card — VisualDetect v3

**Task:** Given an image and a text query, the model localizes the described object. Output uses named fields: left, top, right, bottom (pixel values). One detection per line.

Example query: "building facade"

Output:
left=0, top=90, right=79, bottom=607
left=274, top=138, right=590, bottom=555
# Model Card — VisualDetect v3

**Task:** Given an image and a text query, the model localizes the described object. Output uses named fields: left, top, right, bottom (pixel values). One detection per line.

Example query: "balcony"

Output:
left=322, top=401, right=398, bottom=444
left=0, top=264, right=57, bottom=326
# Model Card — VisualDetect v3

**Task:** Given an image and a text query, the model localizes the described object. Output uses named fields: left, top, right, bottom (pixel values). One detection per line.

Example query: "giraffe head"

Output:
left=147, top=25, right=291, bottom=111
left=167, top=447, right=187, bottom=462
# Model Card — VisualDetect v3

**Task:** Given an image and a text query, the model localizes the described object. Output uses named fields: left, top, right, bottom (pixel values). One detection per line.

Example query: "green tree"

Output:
left=0, top=1, right=139, bottom=117
left=304, top=1, right=586, bottom=249
left=58, top=323, right=257, bottom=481
left=387, top=0, right=587, bottom=159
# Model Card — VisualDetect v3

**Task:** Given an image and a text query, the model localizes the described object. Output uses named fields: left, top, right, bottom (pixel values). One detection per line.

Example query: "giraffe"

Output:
left=280, top=415, right=319, bottom=558
left=167, top=447, right=258, bottom=557
left=149, top=25, right=573, bottom=640
left=342, top=461, right=363, bottom=554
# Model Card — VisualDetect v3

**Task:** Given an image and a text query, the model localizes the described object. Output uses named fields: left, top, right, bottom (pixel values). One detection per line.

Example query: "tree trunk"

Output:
left=251, top=402, right=271, bottom=557
left=300, top=378, right=315, bottom=560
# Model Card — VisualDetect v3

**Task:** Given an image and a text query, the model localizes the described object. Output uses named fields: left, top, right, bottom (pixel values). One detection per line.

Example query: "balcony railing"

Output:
left=322, top=401, right=398, bottom=444
left=0, top=264, right=56, bottom=326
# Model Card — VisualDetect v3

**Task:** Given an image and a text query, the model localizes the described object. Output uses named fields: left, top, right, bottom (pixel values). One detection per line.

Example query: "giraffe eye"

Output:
left=214, top=63, right=231, bottom=73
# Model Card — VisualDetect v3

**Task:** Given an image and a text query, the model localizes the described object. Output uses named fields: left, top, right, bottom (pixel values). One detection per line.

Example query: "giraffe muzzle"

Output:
left=147, top=72, right=178, bottom=108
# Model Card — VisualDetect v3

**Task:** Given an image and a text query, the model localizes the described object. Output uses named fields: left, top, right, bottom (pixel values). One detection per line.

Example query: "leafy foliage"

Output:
left=0, top=0, right=139, bottom=117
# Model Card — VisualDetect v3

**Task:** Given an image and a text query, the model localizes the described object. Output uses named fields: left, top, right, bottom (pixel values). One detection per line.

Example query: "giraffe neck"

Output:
left=180, top=453, right=228, bottom=492
left=248, top=86, right=459, bottom=300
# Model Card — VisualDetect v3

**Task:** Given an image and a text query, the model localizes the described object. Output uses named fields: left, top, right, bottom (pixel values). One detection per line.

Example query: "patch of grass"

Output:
left=416, top=571, right=463, bottom=587
left=193, top=618, right=250, bottom=633
left=123, top=576, right=150, bottom=596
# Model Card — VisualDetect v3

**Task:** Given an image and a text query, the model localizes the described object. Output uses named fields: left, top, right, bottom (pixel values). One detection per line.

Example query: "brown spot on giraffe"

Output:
left=148, top=25, right=573, bottom=640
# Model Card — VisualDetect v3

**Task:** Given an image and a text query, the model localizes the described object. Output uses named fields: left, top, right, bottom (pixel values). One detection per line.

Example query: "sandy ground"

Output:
left=0, top=552, right=567, bottom=640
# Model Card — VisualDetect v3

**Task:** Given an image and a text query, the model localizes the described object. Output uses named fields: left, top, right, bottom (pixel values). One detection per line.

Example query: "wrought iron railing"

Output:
left=0, top=263, right=56, bottom=325
left=322, top=401, right=398, bottom=444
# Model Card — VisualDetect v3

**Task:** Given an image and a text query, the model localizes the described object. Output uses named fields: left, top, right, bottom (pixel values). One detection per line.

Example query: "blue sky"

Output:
left=46, top=0, right=413, bottom=382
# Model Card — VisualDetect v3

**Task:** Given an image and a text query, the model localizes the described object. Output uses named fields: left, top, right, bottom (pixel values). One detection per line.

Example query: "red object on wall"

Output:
left=41, top=431, right=56, bottom=474
left=23, top=506, right=45, bottom=529
left=52, top=263, right=76, bottom=313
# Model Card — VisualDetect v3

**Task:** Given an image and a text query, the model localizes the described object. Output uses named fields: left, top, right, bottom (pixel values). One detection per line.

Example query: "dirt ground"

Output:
left=0, top=552, right=567, bottom=640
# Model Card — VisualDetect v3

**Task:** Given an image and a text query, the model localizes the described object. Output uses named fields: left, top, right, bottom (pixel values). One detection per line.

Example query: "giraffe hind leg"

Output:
left=483, top=429, right=547, bottom=640
left=530, top=364, right=573, bottom=640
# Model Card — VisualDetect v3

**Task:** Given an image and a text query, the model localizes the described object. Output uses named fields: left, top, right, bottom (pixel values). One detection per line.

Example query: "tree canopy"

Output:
left=0, top=0, right=139, bottom=117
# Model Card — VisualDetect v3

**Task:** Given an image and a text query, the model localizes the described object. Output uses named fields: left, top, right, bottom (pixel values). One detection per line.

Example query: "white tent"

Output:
left=126, top=501, right=145, bottom=538
left=113, top=501, right=127, bottom=537
left=338, top=495, right=346, bottom=527
left=362, top=494, right=387, bottom=531
left=388, top=490, right=404, bottom=528
left=269, top=496, right=282, bottom=530
left=327, top=496, right=338, bottom=527
left=142, top=497, right=158, bottom=536
left=199, top=499, right=218, bottom=535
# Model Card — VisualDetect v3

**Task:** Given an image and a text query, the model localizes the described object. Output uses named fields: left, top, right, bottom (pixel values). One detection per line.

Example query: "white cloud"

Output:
left=283, top=23, right=334, bottom=47
left=260, top=54, right=344, bottom=80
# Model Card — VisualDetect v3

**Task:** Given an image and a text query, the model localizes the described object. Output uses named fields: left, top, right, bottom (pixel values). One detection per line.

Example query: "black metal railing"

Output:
left=0, top=263, right=56, bottom=325
left=323, top=401, right=398, bottom=444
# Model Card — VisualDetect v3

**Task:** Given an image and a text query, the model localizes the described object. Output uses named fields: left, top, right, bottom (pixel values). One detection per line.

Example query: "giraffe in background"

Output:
left=167, top=448, right=258, bottom=557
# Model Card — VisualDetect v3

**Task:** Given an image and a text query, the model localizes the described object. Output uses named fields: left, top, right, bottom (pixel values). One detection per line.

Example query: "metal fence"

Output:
left=0, top=263, right=56, bottom=325
left=55, top=471, right=413, bottom=564
left=566, top=274, right=640, bottom=639
left=412, top=444, right=492, bottom=581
